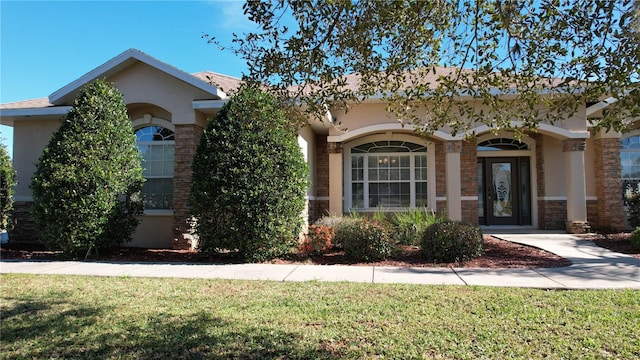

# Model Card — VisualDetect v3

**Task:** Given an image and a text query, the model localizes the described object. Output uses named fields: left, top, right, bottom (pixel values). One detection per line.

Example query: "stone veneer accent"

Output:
left=592, top=137, right=625, bottom=231
left=434, top=140, right=446, bottom=203
left=172, top=124, right=204, bottom=250
left=7, top=201, right=38, bottom=244
left=310, top=135, right=330, bottom=222
left=460, top=141, right=478, bottom=224
left=537, top=200, right=567, bottom=230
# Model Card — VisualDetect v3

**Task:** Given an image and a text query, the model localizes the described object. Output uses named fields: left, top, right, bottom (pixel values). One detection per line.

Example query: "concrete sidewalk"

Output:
left=1, top=232, right=639, bottom=289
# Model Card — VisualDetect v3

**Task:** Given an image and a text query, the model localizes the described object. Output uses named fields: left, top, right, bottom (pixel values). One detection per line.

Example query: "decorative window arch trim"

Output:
left=132, top=114, right=175, bottom=132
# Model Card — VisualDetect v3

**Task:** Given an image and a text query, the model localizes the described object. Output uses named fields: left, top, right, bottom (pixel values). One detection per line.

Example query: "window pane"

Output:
left=416, top=182, right=428, bottom=207
left=142, top=178, right=173, bottom=210
left=352, top=183, right=364, bottom=208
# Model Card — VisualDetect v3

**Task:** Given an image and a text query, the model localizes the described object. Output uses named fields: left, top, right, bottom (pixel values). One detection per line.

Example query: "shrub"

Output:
left=300, top=224, right=335, bottom=256
left=0, top=142, right=16, bottom=232
left=631, top=227, right=640, bottom=250
left=391, top=208, right=445, bottom=245
left=421, top=220, right=484, bottom=263
left=315, top=215, right=359, bottom=249
left=31, top=79, right=144, bottom=258
left=627, top=191, right=640, bottom=228
left=190, top=86, right=309, bottom=262
left=341, top=218, right=393, bottom=262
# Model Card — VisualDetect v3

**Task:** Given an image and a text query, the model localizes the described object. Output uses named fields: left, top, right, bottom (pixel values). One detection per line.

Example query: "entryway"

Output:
left=478, top=157, right=531, bottom=226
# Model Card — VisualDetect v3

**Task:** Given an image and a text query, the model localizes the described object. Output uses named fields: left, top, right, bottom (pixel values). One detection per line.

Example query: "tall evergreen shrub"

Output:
left=190, top=86, right=309, bottom=262
left=31, top=79, right=144, bottom=258
left=0, top=142, right=16, bottom=231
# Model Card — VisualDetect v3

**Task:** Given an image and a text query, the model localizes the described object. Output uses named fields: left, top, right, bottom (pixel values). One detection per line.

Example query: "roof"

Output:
left=0, top=98, right=54, bottom=110
left=48, top=48, right=227, bottom=105
left=192, top=71, right=243, bottom=94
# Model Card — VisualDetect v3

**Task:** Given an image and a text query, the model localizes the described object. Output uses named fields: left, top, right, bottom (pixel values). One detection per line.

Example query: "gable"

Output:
left=48, top=49, right=225, bottom=106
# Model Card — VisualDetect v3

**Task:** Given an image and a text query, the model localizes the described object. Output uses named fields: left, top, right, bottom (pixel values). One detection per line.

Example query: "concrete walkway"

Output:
left=1, top=232, right=639, bottom=289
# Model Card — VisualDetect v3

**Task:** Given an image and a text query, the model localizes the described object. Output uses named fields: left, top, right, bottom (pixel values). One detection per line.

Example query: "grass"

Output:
left=1, top=274, right=639, bottom=359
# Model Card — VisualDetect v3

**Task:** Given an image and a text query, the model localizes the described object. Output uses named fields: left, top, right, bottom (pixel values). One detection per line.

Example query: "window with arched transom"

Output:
left=135, top=126, right=175, bottom=210
left=348, top=140, right=428, bottom=210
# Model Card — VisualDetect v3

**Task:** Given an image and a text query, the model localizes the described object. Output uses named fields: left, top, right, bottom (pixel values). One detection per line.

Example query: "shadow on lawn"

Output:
left=1, top=299, right=338, bottom=359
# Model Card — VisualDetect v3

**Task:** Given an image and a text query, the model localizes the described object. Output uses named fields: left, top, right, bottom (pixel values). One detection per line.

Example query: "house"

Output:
left=0, top=49, right=634, bottom=249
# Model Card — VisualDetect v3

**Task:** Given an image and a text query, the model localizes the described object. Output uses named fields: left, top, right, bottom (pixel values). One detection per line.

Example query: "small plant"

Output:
left=341, top=218, right=393, bottom=262
left=391, top=207, right=445, bottom=245
left=631, top=227, right=640, bottom=250
left=421, top=220, right=484, bottom=263
left=627, top=190, right=640, bottom=228
left=300, top=224, right=335, bottom=256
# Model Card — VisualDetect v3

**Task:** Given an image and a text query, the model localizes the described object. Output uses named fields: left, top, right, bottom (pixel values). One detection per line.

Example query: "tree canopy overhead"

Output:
left=208, top=0, right=639, bottom=136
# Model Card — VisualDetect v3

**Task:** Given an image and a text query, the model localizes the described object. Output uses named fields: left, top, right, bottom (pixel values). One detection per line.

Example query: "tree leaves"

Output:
left=212, top=0, right=639, bottom=135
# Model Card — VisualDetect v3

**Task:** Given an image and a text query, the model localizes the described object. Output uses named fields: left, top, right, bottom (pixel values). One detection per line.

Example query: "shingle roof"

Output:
left=0, top=98, right=54, bottom=110
left=192, top=71, right=243, bottom=94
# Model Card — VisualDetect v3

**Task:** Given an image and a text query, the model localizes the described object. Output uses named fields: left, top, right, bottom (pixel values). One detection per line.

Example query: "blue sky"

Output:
left=0, top=0, right=256, bottom=157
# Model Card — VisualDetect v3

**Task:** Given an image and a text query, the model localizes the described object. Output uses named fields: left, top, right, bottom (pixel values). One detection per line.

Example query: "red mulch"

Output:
left=1, top=236, right=576, bottom=268
left=585, top=232, right=640, bottom=259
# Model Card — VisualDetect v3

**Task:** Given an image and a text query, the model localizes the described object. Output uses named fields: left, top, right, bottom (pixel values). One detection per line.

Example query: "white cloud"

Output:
left=208, top=0, right=256, bottom=31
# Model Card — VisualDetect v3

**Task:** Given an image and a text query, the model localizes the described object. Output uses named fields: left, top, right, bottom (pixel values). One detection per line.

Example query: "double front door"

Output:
left=478, top=157, right=531, bottom=226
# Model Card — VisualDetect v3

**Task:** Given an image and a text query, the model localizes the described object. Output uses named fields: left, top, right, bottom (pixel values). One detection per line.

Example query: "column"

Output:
left=327, top=142, right=343, bottom=215
left=172, top=123, right=203, bottom=250
left=562, top=138, right=590, bottom=233
left=445, top=141, right=462, bottom=221
left=592, top=131, right=625, bottom=231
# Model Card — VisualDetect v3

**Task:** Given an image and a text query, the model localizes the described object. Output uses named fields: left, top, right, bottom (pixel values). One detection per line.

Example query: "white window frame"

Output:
left=343, top=134, right=435, bottom=212
left=133, top=116, right=175, bottom=215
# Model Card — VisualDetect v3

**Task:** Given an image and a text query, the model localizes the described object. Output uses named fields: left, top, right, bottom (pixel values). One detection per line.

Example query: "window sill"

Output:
left=143, top=210, right=174, bottom=216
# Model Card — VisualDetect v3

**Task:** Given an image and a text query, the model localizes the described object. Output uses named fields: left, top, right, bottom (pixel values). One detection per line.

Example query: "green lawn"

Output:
left=1, top=274, right=638, bottom=359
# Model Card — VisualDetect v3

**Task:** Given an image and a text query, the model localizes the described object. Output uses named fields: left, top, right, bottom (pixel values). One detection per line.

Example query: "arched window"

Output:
left=621, top=135, right=640, bottom=204
left=350, top=141, right=427, bottom=209
left=477, top=138, right=528, bottom=151
left=135, top=126, right=175, bottom=210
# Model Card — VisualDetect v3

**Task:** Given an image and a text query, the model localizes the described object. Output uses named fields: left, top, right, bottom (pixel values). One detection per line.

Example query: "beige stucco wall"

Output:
left=129, top=215, right=174, bottom=248
left=329, top=101, right=588, bottom=138
left=12, top=117, right=62, bottom=199
left=110, top=62, right=213, bottom=126
left=298, top=125, right=316, bottom=197
left=542, top=136, right=567, bottom=196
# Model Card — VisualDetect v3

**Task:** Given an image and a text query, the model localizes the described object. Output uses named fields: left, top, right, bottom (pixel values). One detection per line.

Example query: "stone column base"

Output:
left=173, top=233, right=198, bottom=250
left=566, top=221, right=591, bottom=234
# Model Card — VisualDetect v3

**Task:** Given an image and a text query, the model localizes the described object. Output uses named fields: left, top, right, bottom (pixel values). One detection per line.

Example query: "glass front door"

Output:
left=478, top=157, right=531, bottom=226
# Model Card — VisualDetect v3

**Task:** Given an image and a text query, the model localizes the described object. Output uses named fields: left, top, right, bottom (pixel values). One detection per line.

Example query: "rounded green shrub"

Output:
left=0, top=142, right=16, bottom=232
left=31, top=79, right=144, bottom=258
left=421, top=220, right=484, bottom=263
left=340, top=218, right=393, bottom=262
left=631, top=227, right=640, bottom=250
left=190, top=86, right=309, bottom=262
left=627, top=192, right=640, bottom=228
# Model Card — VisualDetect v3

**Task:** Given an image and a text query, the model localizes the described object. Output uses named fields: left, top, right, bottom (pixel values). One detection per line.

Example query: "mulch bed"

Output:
left=585, top=232, right=640, bottom=259
left=1, top=236, right=575, bottom=268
